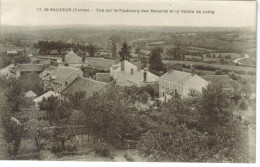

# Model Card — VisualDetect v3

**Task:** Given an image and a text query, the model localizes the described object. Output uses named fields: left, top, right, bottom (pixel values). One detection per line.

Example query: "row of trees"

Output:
left=33, top=40, right=97, bottom=57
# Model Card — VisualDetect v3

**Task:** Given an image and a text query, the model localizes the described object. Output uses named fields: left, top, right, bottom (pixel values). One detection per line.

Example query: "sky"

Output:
left=0, top=0, right=256, bottom=28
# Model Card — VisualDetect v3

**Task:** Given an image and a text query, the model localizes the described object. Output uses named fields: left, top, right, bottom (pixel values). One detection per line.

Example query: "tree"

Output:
left=137, top=83, right=249, bottom=162
left=149, top=47, right=164, bottom=72
left=4, top=78, right=26, bottom=114
left=119, top=42, right=131, bottom=61
left=80, top=85, right=142, bottom=145
left=68, top=91, right=86, bottom=110
left=110, top=35, right=121, bottom=59
left=26, top=119, right=53, bottom=152
left=39, top=96, right=74, bottom=150
left=87, top=44, right=97, bottom=57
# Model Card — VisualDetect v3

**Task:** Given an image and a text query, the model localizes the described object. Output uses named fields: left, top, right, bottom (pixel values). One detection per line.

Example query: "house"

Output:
left=42, top=66, right=83, bottom=93
left=126, top=70, right=159, bottom=87
left=64, top=51, right=87, bottom=69
left=61, top=77, right=108, bottom=99
left=110, top=60, right=141, bottom=86
left=10, top=64, right=45, bottom=78
left=201, top=75, right=241, bottom=92
left=33, top=91, right=61, bottom=108
left=158, top=70, right=208, bottom=98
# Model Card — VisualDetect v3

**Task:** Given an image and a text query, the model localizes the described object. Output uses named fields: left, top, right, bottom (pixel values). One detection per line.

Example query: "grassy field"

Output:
left=86, top=57, right=116, bottom=69
left=163, top=60, right=256, bottom=74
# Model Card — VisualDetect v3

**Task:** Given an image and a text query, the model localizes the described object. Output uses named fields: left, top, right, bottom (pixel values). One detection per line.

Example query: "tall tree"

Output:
left=87, top=44, right=97, bottom=57
left=149, top=47, right=164, bottom=72
left=119, top=42, right=131, bottom=61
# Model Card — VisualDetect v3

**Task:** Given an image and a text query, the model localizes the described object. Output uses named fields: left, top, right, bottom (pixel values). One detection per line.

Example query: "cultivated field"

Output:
left=163, top=60, right=256, bottom=74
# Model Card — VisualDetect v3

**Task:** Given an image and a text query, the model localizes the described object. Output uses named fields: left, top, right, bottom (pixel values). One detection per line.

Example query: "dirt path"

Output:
left=233, top=54, right=250, bottom=65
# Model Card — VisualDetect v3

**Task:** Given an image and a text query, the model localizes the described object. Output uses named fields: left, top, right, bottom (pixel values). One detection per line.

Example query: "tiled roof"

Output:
left=127, top=70, right=158, bottom=83
left=43, top=66, right=80, bottom=84
left=201, top=75, right=241, bottom=89
left=64, top=51, right=82, bottom=64
left=40, top=66, right=58, bottom=79
left=62, top=77, right=108, bottom=97
left=159, top=70, right=194, bottom=84
left=16, top=64, right=45, bottom=72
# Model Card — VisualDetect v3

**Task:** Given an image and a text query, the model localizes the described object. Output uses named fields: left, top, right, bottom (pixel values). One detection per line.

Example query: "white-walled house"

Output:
left=110, top=60, right=137, bottom=80
left=158, top=70, right=208, bottom=98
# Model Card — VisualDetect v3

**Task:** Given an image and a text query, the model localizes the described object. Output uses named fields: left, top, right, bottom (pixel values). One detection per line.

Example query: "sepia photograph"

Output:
left=0, top=0, right=257, bottom=165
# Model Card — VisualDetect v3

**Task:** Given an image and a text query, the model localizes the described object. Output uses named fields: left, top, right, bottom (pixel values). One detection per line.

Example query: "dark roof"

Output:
left=202, top=75, right=241, bottom=89
left=159, top=70, right=194, bottom=83
left=43, top=66, right=80, bottom=84
left=16, top=64, right=45, bottom=72
left=62, top=77, right=108, bottom=97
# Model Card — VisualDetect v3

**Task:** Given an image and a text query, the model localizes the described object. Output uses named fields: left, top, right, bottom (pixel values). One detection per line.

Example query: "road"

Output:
left=233, top=54, right=250, bottom=65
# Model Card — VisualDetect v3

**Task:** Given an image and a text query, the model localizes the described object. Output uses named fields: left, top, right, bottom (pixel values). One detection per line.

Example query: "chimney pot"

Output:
left=144, top=70, right=147, bottom=82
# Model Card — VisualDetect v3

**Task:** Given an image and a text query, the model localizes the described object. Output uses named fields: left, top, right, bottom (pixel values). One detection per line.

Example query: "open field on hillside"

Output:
left=86, top=57, right=116, bottom=69
left=163, top=60, right=256, bottom=74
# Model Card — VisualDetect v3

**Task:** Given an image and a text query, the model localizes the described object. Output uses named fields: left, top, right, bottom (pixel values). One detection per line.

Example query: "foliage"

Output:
left=3, top=78, right=26, bottom=113
left=68, top=91, right=85, bottom=110
left=87, top=44, right=97, bottom=57
left=26, top=119, right=53, bottom=152
left=149, top=47, right=164, bottom=72
left=94, top=142, right=111, bottom=157
left=137, top=83, right=249, bottom=162
left=1, top=51, right=30, bottom=66
left=80, top=85, right=142, bottom=144
left=38, top=96, right=74, bottom=149
left=119, top=42, right=131, bottom=61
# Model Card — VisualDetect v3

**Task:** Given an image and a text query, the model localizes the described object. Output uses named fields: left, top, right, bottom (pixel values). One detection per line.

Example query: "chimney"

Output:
left=121, top=61, right=125, bottom=71
left=143, top=70, right=147, bottom=82
left=131, top=68, right=134, bottom=75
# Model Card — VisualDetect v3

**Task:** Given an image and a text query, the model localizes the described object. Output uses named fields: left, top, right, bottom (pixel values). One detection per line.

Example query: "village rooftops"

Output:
left=61, top=77, right=108, bottom=97
left=43, top=66, right=81, bottom=84
left=159, top=70, right=195, bottom=84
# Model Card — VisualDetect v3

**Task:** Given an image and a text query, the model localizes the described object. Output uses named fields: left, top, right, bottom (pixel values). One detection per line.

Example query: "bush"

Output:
left=94, top=142, right=111, bottom=157
left=124, top=153, right=135, bottom=162
left=51, top=144, right=77, bottom=154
